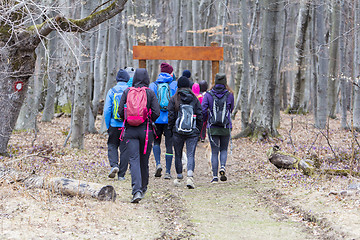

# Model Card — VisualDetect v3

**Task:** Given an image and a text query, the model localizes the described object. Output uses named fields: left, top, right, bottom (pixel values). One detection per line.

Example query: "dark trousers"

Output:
left=173, top=133, right=198, bottom=176
left=107, top=126, right=128, bottom=177
left=125, top=124, right=154, bottom=195
left=153, top=124, right=173, bottom=172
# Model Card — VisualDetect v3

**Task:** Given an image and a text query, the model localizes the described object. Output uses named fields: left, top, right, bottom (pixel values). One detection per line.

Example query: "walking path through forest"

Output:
left=1, top=114, right=360, bottom=239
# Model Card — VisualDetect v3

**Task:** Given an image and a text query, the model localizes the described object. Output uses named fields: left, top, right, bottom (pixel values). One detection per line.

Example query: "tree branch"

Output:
left=28, top=0, right=128, bottom=46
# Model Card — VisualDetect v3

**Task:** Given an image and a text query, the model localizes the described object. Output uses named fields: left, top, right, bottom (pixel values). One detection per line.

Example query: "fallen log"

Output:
left=267, top=146, right=315, bottom=176
left=0, top=167, right=116, bottom=201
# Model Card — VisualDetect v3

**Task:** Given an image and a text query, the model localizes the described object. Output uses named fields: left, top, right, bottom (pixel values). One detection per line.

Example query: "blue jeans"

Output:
left=173, top=133, right=198, bottom=177
left=209, top=135, right=230, bottom=177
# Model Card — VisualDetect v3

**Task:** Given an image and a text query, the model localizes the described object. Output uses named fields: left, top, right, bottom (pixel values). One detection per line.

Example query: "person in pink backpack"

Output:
left=118, top=68, right=160, bottom=203
left=192, top=82, right=203, bottom=104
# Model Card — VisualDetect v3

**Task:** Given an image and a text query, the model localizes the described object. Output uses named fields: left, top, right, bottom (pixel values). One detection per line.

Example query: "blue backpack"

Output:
left=156, top=82, right=171, bottom=111
left=112, top=88, right=125, bottom=120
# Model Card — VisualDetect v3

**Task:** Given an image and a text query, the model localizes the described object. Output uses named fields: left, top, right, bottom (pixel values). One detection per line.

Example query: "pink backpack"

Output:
left=125, top=87, right=149, bottom=126
left=121, top=86, right=156, bottom=154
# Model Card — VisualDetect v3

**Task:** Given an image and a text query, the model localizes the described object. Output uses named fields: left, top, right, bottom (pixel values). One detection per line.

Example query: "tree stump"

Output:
left=267, top=146, right=315, bottom=176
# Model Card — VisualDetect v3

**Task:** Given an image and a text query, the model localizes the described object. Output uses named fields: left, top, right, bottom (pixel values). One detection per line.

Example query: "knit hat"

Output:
left=177, top=76, right=190, bottom=88
left=182, top=70, right=191, bottom=78
left=199, top=80, right=208, bottom=92
left=160, top=62, right=173, bottom=74
left=215, top=73, right=227, bottom=86
left=116, top=69, right=130, bottom=82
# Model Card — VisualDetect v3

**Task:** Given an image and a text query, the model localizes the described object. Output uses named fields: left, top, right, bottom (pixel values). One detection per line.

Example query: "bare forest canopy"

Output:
left=1, top=0, right=360, bottom=156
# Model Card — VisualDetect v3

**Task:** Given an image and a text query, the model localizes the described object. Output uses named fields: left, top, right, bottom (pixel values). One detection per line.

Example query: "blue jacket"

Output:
left=149, top=73, right=177, bottom=124
left=104, top=81, right=129, bottom=129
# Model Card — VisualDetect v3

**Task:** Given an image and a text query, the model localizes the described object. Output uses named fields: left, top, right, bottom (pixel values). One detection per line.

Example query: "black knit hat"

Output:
left=177, top=76, right=190, bottom=88
left=199, top=80, right=208, bottom=92
left=215, top=73, right=227, bottom=86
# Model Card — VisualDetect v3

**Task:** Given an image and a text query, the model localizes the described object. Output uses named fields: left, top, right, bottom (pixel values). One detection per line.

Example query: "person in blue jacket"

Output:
left=103, top=69, right=130, bottom=181
left=125, top=66, right=135, bottom=87
left=149, top=62, right=177, bottom=179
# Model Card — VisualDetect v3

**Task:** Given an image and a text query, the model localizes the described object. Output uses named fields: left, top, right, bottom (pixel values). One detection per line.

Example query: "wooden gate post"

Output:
left=211, top=42, right=219, bottom=85
left=138, top=41, right=147, bottom=69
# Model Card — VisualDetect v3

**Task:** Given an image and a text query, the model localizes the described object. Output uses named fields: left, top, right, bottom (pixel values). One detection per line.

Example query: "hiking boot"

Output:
left=177, top=173, right=183, bottom=179
left=211, top=177, right=219, bottom=183
left=131, top=192, right=142, bottom=203
left=219, top=167, right=227, bottom=181
left=186, top=177, right=195, bottom=189
left=118, top=176, right=125, bottom=181
left=155, top=164, right=162, bottom=177
left=108, top=167, right=119, bottom=178
left=164, top=173, right=172, bottom=179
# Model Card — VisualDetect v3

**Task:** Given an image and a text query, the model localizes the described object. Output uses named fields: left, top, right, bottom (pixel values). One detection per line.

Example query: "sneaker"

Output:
left=177, top=173, right=183, bottom=179
left=164, top=173, right=172, bottom=179
left=186, top=177, right=195, bottom=189
left=211, top=177, right=219, bottom=183
left=219, top=167, right=227, bottom=181
left=118, top=176, right=125, bottom=181
left=108, top=167, right=119, bottom=178
left=131, top=192, right=142, bottom=203
left=174, top=179, right=182, bottom=187
left=155, top=164, right=162, bottom=177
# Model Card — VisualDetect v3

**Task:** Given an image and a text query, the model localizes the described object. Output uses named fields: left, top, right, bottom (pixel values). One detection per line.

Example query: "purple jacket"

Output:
left=201, top=84, right=234, bottom=129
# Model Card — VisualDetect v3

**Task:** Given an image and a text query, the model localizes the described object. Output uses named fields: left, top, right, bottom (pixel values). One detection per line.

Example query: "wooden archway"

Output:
left=133, top=42, right=223, bottom=84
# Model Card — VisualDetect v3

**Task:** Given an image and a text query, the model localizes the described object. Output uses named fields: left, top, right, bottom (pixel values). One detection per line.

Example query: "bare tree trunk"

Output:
left=92, top=22, right=107, bottom=126
left=327, top=0, right=341, bottom=119
left=339, top=0, right=348, bottom=129
left=41, top=30, right=58, bottom=122
left=315, top=2, right=329, bottom=129
left=289, top=0, right=311, bottom=114
left=234, top=0, right=251, bottom=130
left=238, top=0, right=279, bottom=139
left=353, top=0, right=360, bottom=130
left=71, top=1, right=92, bottom=149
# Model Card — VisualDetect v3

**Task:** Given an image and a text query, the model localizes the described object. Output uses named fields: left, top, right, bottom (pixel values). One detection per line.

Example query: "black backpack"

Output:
left=175, top=104, right=196, bottom=135
left=208, top=91, right=230, bottom=127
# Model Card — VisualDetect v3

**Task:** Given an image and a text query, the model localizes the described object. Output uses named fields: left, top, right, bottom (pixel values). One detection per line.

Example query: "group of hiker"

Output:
left=103, top=63, right=234, bottom=203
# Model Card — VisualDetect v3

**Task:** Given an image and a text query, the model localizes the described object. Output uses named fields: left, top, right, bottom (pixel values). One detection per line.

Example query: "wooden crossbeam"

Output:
left=133, top=42, right=222, bottom=84
left=133, top=45, right=223, bottom=61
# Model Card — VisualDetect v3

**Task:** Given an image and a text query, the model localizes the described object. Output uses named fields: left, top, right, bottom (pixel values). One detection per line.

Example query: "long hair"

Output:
left=209, top=83, right=234, bottom=94
left=173, top=88, right=197, bottom=111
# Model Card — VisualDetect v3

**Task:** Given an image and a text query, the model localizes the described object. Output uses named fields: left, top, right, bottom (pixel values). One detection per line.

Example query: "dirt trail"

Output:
left=2, top=115, right=360, bottom=239
left=143, top=141, right=319, bottom=240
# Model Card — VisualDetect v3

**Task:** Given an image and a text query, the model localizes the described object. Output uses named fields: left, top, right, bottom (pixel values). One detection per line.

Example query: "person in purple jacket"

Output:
left=202, top=73, right=234, bottom=183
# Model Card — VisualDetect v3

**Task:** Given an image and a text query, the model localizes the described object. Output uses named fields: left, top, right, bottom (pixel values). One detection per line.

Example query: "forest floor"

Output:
left=1, top=112, right=360, bottom=239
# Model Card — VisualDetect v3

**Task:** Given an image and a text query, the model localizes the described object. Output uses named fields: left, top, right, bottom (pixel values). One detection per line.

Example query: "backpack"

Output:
left=112, top=88, right=125, bottom=120
left=125, top=87, right=149, bottom=126
left=156, top=82, right=171, bottom=111
left=175, top=104, right=196, bottom=135
left=208, top=91, right=230, bottom=127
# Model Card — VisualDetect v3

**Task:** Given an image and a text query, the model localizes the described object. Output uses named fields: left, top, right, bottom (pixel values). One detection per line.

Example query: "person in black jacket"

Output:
left=119, top=68, right=160, bottom=203
left=168, top=76, right=202, bottom=189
